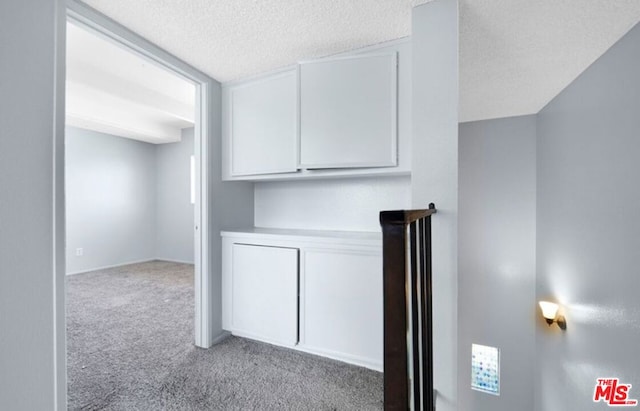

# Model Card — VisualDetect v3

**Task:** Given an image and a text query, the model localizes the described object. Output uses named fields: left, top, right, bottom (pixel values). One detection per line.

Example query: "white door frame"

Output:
left=66, top=1, right=213, bottom=348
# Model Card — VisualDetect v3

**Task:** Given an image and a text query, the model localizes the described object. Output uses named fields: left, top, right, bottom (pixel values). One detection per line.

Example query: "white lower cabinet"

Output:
left=221, top=229, right=382, bottom=371
left=231, top=244, right=298, bottom=347
left=300, top=249, right=383, bottom=370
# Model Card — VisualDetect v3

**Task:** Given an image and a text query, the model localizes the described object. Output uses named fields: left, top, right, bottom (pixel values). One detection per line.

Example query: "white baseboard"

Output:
left=155, top=258, right=195, bottom=265
left=66, top=259, right=156, bottom=275
left=66, top=258, right=194, bottom=275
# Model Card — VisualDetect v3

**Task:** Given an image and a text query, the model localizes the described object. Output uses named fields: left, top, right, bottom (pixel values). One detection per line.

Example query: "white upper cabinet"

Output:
left=299, top=52, right=398, bottom=169
left=222, top=41, right=410, bottom=181
left=229, top=70, right=297, bottom=176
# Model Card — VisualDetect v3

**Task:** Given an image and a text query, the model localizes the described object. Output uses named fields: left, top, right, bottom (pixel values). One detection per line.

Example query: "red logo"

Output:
left=594, top=378, right=638, bottom=406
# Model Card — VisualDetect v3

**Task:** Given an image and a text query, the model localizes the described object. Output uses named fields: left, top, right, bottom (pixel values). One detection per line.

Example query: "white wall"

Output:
left=65, top=127, right=157, bottom=273
left=459, top=115, right=536, bottom=411
left=536, top=22, right=640, bottom=411
left=254, top=176, right=411, bottom=232
left=156, top=128, right=195, bottom=263
left=66, top=126, right=196, bottom=273
left=411, top=1, right=459, bottom=410
left=0, top=0, right=65, bottom=409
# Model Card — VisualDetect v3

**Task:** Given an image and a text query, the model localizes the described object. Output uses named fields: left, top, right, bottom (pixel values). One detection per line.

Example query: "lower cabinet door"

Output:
left=302, top=249, right=383, bottom=369
left=231, top=243, right=299, bottom=347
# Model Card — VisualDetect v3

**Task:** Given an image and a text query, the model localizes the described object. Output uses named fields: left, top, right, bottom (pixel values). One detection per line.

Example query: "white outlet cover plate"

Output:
left=471, top=343, right=500, bottom=396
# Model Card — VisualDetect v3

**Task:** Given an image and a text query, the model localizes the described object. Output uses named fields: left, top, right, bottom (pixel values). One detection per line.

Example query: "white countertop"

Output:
left=221, top=227, right=382, bottom=246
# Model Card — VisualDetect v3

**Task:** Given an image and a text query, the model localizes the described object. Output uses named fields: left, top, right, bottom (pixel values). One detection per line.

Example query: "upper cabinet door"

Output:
left=230, top=71, right=298, bottom=176
left=299, top=53, right=398, bottom=169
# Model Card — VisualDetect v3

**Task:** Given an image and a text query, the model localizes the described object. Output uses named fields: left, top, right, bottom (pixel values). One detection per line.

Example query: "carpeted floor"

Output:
left=66, top=260, right=383, bottom=410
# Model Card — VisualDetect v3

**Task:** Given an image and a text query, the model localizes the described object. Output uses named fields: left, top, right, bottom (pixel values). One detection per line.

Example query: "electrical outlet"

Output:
left=76, top=248, right=83, bottom=257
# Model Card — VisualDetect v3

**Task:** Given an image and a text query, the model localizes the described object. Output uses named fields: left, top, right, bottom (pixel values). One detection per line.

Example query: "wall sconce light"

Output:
left=538, top=301, right=567, bottom=330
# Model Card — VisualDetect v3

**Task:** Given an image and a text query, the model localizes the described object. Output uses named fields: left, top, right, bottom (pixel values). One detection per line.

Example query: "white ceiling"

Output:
left=66, top=22, right=195, bottom=144
left=460, top=0, right=640, bottom=122
left=80, top=0, right=640, bottom=122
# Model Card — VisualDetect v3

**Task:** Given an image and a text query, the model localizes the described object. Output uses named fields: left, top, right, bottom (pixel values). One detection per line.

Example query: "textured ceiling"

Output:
left=81, top=0, right=640, bottom=122
left=81, top=0, right=430, bottom=83
left=460, top=0, right=640, bottom=121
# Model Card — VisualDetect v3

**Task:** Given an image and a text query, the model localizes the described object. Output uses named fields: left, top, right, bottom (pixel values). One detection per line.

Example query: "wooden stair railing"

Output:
left=380, top=204, right=437, bottom=411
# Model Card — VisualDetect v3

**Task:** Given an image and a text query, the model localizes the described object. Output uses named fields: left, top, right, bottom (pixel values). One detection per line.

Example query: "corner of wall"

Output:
left=411, top=1, right=459, bottom=409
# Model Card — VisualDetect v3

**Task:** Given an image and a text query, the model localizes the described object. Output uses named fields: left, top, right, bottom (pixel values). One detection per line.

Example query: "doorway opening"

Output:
left=63, top=4, right=215, bottom=406
left=67, top=0, right=212, bottom=349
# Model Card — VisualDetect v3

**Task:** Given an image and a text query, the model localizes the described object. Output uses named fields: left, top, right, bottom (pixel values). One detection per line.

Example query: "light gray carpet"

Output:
left=66, top=261, right=383, bottom=410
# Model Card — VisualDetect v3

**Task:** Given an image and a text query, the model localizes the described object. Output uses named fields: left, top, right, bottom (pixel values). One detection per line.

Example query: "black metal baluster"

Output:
left=409, top=221, right=421, bottom=411
left=425, top=205, right=435, bottom=410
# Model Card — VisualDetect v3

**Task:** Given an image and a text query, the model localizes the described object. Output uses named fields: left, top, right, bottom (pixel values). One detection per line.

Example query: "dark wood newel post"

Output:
left=380, top=203, right=436, bottom=411
left=380, top=221, right=409, bottom=410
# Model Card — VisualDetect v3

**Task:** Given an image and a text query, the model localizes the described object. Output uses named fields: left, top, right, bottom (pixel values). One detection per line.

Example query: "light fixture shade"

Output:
left=539, top=301, right=559, bottom=320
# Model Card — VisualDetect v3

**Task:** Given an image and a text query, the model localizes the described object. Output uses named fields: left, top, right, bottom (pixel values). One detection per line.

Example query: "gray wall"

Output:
left=0, top=0, right=66, bottom=409
left=459, top=116, right=536, bottom=411
left=66, top=127, right=196, bottom=273
left=66, top=127, right=157, bottom=273
left=536, top=22, right=640, bottom=411
left=156, top=128, right=195, bottom=263
left=411, top=1, right=459, bottom=409
left=208, top=80, right=256, bottom=344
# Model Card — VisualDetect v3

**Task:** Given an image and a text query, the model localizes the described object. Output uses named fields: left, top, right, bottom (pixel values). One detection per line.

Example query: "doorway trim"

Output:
left=66, top=1, right=213, bottom=348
